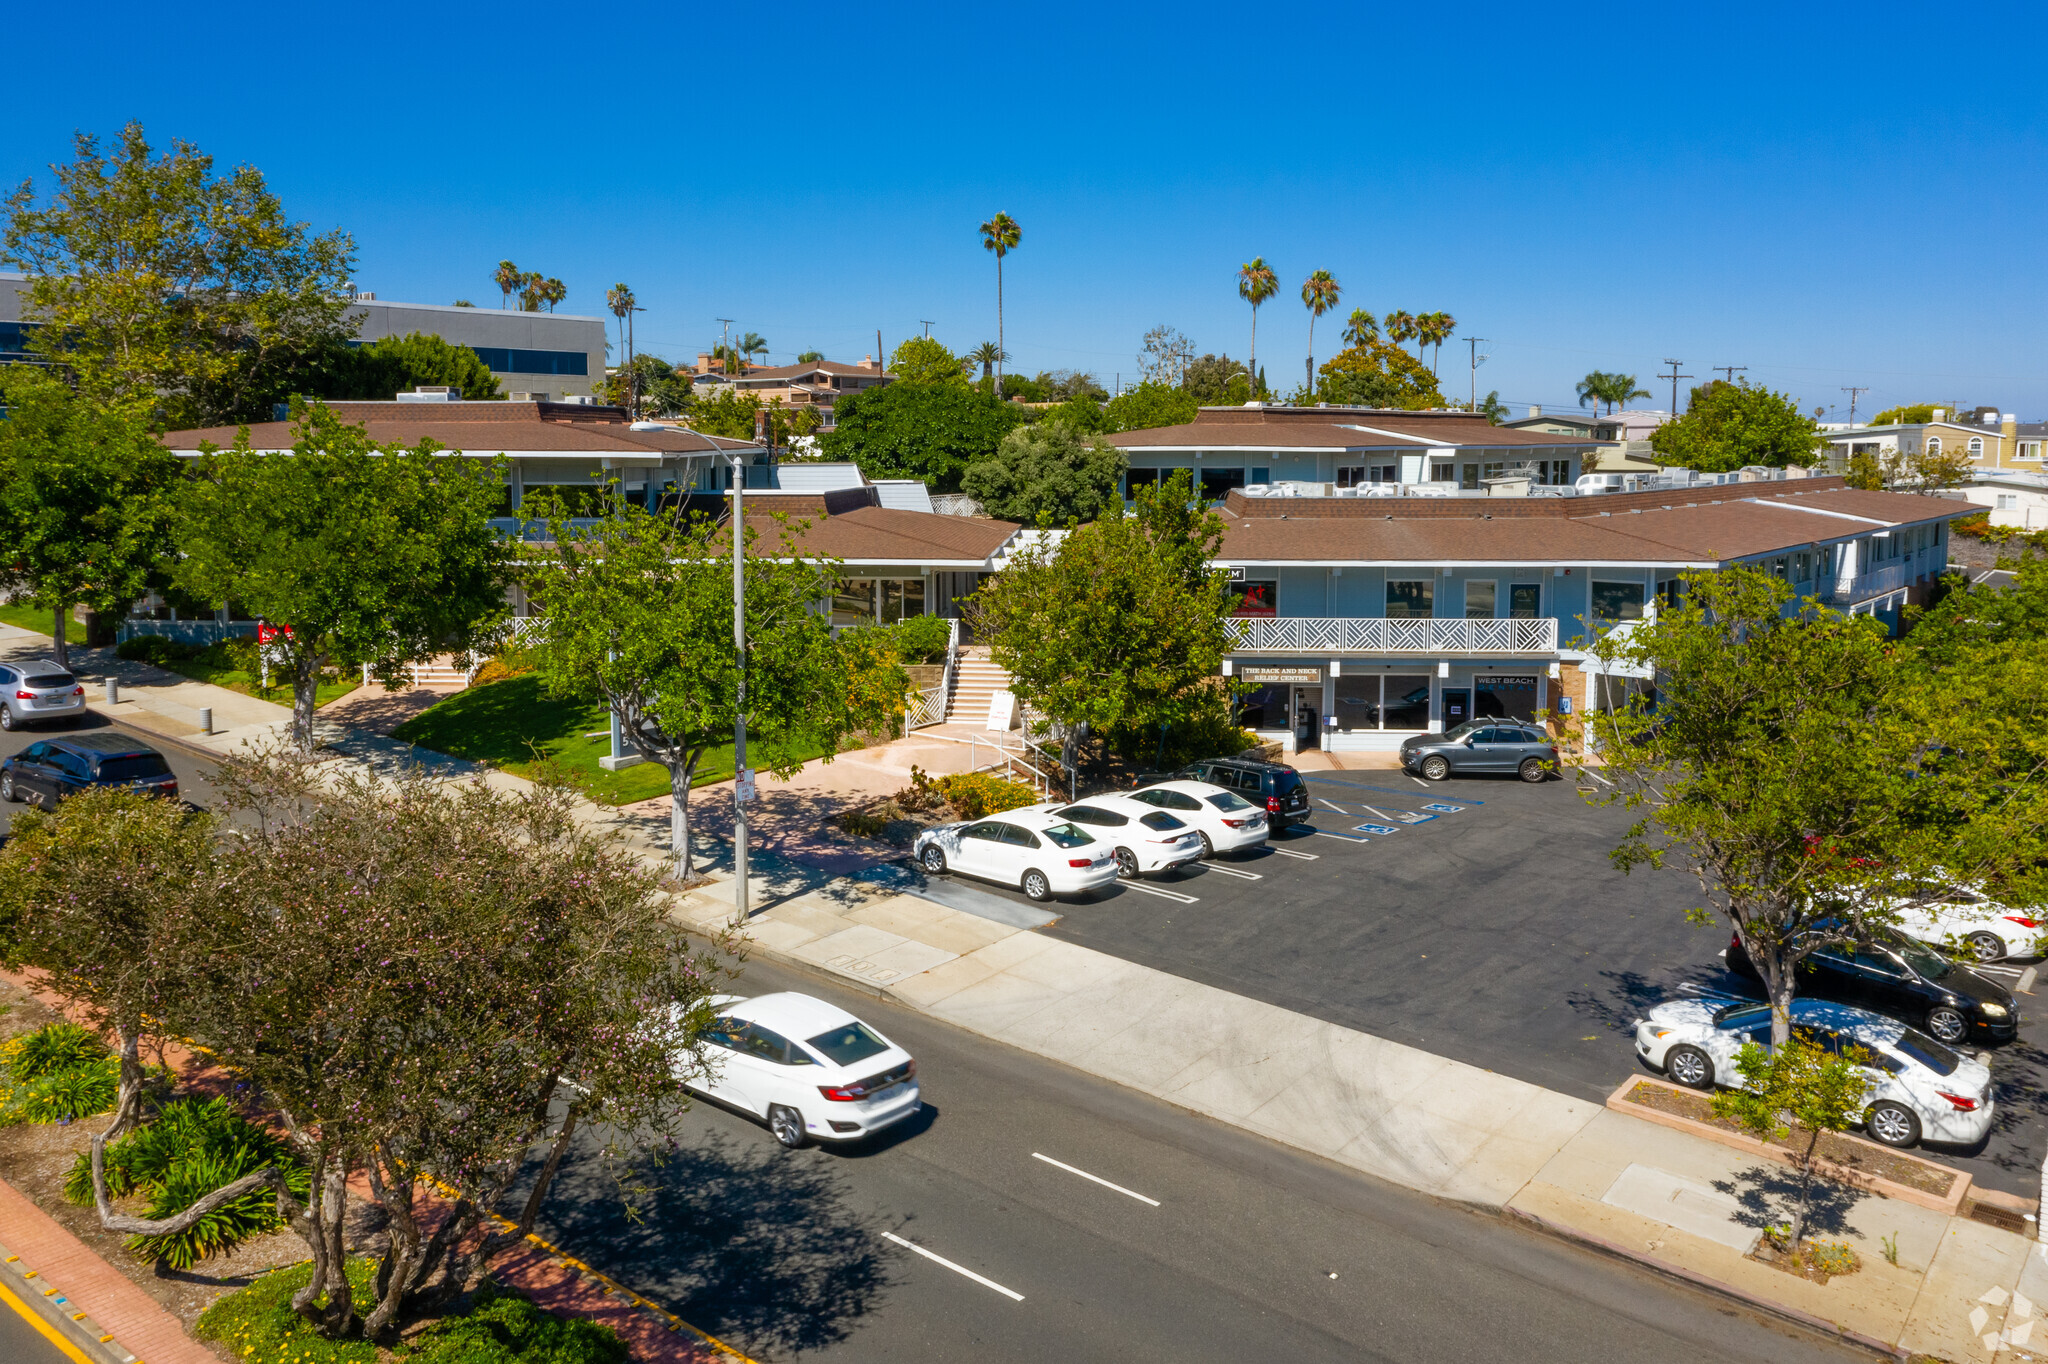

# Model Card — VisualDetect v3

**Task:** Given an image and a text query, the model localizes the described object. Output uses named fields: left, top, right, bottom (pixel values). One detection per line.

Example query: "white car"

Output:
left=1043, top=794, right=1207, bottom=879
left=679, top=992, right=921, bottom=1148
left=913, top=806, right=1119, bottom=902
left=1124, top=780, right=1269, bottom=858
left=0, top=660, right=86, bottom=731
left=1634, top=996, right=1993, bottom=1149
left=1886, top=882, right=2043, bottom=964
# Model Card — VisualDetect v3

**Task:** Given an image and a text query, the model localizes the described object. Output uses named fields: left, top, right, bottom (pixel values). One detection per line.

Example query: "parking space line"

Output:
left=1581, top=768, right=1614, bottom=787
left=1199, top=864, right=1264, bottom=880
left=1311, top=830, right=1375, bottom=844
left=1265, top=847, right=1319, bottom=860
left=1118, top=881, right=1200, bottom=903
left=1309, top=777, right=1485, bottom=804
left=1317, top=798, right=1348, bottom=815
left=1408, top=776, right=1430, bottom=788
left=882, top=1232, right=1026, bottom=1302
left=1031, top=1152, right=1161, bottom=1206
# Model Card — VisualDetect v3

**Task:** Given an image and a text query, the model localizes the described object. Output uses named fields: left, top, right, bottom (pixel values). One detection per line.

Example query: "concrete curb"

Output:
left=0, top=1236, right=134, bottom=1364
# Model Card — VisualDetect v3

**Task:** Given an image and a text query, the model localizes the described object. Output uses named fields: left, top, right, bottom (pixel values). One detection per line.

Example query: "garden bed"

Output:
left=835, top=769, right=1044, bottom=848
left=1610, top=1075, right=1967, bottom=1212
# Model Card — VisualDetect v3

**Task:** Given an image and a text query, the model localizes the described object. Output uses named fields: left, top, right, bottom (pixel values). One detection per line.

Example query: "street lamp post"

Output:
left=730, top=448, right=751, bottom=928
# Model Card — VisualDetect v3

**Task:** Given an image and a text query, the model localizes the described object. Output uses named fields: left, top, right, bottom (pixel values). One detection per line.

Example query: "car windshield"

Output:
left=1891, top=1027, right=1962, bottom=1076
left=1891, top=936, right=1952, bottom=980
left=805, top=1021, right=890, bottom=1067
left=97, top=755, right=171, bottom=781
left=1040, top=822, right=1094, bottom=848
left=1206, top=790, right=1254, bottom=812
left=1712, top=1004, right=1771, bottom=1030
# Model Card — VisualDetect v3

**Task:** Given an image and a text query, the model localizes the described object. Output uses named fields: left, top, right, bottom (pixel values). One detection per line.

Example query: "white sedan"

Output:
left=913, top=807, right=1119, bottom=901
left=1886, top=882, right=2043, bottom=964
left=1043, top=794, right=1207, bottom=879
left=678, top=992, right=922, bottom=1148
left=1124, top=780, right=1269, bottom=858
left=1634, top=996, right=1993, bottom=1149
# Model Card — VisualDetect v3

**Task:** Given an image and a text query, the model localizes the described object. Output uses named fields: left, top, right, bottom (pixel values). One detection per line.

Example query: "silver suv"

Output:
left=0, top=660, right=85, bottom=731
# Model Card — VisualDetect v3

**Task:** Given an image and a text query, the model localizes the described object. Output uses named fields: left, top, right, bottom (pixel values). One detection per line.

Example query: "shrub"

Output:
left=892, top=614, right=953, bottom=664
left=935, top=771, right=1038, bottom=820
left=0, top=1023, right=119, bottom=1125
left=114, top=635, right=203, bottom=664
left=10, top=1022, right=107, bottom=1080
left=195, top=1258, right=379, bottom=1364
left=409, top=1280, right=630, bottom=1364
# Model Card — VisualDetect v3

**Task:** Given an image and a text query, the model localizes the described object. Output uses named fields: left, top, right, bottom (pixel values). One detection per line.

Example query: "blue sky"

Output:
left=8, top=1, right=2046, bottom=420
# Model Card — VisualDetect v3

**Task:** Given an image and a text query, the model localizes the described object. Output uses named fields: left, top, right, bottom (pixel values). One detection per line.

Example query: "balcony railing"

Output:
left=1229, top=616, right=1559, bottom=655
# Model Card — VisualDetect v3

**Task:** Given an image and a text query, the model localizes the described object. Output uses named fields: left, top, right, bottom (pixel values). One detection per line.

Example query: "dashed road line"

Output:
left=882, top=1232, right=1025, bottom=1302
left=1032, top=1153, right=1161, bottom=1206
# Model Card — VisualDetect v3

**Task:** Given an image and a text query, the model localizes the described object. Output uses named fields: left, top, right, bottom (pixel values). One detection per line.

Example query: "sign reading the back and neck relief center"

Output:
left=1240, top=666, right=1323, bottom=685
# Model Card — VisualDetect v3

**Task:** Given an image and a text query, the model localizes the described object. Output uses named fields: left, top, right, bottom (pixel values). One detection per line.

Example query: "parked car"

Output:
left=1045, top=794, right=1207, bottom=879
left=0, top=660, right=85, bottom=731
left=1176, top=757, right=1312, bottom=829
left=1633, top=995, right=1991, bottom=1148
left=913, top=807, right=1119, bottom=902
left=1726, top=926, right=2017, bottom=1045
left=1883, top=881, right=2043, bottom=964
left=678, top=992, right=921, bottom=1148
left=1399, top=720, right=1558, bottom=782
left=1124, top=779, right=1269, bottom=858
left=0, top=734, right=179, bottom=809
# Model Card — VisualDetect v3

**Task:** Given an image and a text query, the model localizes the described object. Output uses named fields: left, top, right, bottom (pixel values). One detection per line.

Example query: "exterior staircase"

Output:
left=397, top=655, right=472, bottom=689
left=945, top=650, right=1016, bottom=726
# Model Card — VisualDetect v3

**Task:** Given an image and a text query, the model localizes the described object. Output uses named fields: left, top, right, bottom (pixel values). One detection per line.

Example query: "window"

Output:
left=1057, top=805, right=1127, bottom=828
left=1125, top=468, right=1162, bottom=498
left=999, top=824, right=1042, bottom=848
left=519, top=484, right=605, bottom=516
left=961, top=821, right=1004, bottom=842
left=1336, top=466, right=1363, bottom=487
left=1382, top=676, right=1432, bottom=729
left=1968, top=437, right=1985, bottom=457
left=1333, top=676, right=1380, bottom=731
left=1138, top=811, right=1187, bottom=831
left=1482, top=461, right=1505, bottom=482
left=1926, top=436, right=1941, bottom=454
left=1199, top=468, right=1245, bottom=500
left=1041, top=822, right=1094, bottom=848
left=737, top=1022, right=807, bottom=1065
left=1231, top=580, right=1277, bottom=617
left=1460, top=464, right=1480, bottom=490
left=1590, top=580, right=1646, bottom=622
left=2021, top=443, right=2041, bottom=460
left=97, top=755, right=171, bottom=781
left=880, top=578, right=925, bottom=623
left=1204, top=790, right=1254, bottom=812
left=833, top=579, right=925, bottom=626
left=466, top=346, right=590, bottom=376
left=1385, top=580, right=1433, bottom=618
left=1997, top=494, right=2018, bottom=510
left=1429, top=461, right=1454, bottom=482
left=806, top=1022, right=889, bottom=1067
left=1509, top=583, right=1541, bottom=618
left=832, top=580, right=877, bottom=627
left=1249, top=467, right=1271, bottom=484
left=1463, top=580, right=1496, bottom=619
left=1236, top=684, right=1288, bottom=729
left=1475, top=674, right=1539, bottom=722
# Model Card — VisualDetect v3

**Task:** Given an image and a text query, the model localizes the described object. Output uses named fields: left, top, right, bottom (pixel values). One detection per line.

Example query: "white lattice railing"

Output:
left=1228, top=616, right=1559, bottom=654
left=905, top=684, right=947, bottom=728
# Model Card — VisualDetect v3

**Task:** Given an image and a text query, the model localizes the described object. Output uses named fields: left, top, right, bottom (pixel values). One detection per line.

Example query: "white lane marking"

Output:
left=1676, top=981, right=1747, bottom=1001
left=1357, top=803, right=1395, bottom=821
left=1312, top=831, right=1374, bottom=844
left=1317, top=797, right=1348, bottom=814
left=1118, top=880, right=1199, bottom=903
left=1581, top=767, right=1614, bottom=787
left=1408, top=775, right=1430, bottom=788
left=1266, top=846, right=1319, bottom=860
left=1032, top=1152, right=1161, bottom=1206
left=882, top=1232, right=1025, bottom=1302
left=1200, top=864, right=1263, bottom=880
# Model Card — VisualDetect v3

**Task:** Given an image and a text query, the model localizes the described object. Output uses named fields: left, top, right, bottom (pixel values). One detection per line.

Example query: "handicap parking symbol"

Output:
left=1352, top=823, right=1398, bottom=836
left=1420, top=803, right=1465, bottom=814
left=1390, top=811, right=1437, bottom=825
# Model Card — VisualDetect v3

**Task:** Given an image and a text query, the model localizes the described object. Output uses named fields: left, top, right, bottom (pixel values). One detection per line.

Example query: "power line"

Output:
left=919, top=320, right=935, bottom=338
left=1711, top=365, right=1746, bottom=383
left=1660, top=359, right=1693, bottom=415
left=1840, top=386, right=1869, bottom=425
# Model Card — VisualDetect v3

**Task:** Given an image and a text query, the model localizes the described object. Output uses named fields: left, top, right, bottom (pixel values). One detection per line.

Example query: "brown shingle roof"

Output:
left=1109, top=406, right=1585, bottom=450
left=738, top=506, right=1021, bottom=565
left=159, top=402, right=758, bottom=455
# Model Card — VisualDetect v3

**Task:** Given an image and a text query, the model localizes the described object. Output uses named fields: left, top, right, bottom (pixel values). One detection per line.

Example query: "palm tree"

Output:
left=606, top=282, right=635, bottom=359
left=1341, top=307, right=1380, bottom=347
left=539, top=278, right=566, bottom=313
left=1610, top=374, right=1652, bottom=413
left=518, top=271, right=544, bottom=311
left=739, top=332, right=770, bottom=370
left=797, top=350, right=824, bottom=364
left=969, top=341, right=1006, bottom=381
left=979, top=212, right=1022, bottom=399
left=1423, top=312, right=1456, bottom=374
left=495, top=260, right=522, bottom=309
left=1300, top=270, right=1342, bottom=395
left=1384, top=310, right=1418, bottom=356
left=1575, top=371, right=1610, bottom=412
left=1237, top=257, right=1278, bottom=399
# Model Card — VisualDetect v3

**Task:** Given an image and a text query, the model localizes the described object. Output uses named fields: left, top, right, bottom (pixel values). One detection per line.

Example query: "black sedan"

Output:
left=1728, top=929, right=2018, bottom=1046
left=0, top=734, right=180, bottom=809
left=1399, top=720, right=1558, bottom=782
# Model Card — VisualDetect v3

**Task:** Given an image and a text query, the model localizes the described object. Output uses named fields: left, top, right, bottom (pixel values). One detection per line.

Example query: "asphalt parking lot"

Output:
left=911, top=767, right=2048, bottom=1199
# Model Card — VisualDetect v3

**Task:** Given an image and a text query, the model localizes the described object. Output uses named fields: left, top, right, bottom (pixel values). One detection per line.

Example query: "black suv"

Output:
left=1727, top=926, right=2018, bottom=1046
left=0, top=734, right=179, bottom=809
left=1176, top=757, right=1312, bottom=829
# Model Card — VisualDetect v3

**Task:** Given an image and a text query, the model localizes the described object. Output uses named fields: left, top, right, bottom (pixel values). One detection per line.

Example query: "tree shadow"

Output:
left=1979, top=1037, right=2048, bottom=1171
left=521, top=1125, right=894, bottom=1357
left=1565, top=967, right=1762, bottom=1035
left=1710, top=1161, right=1867, bottom=1239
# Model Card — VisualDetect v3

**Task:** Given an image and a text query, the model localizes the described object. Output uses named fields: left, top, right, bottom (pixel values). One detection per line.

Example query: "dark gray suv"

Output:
left=1399, top=720, right=1558, bottom=782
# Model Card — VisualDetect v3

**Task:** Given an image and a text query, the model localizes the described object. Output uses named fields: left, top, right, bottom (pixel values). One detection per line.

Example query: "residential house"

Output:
left=1959, top=470, right=2048, bottom=531
left=1825, top=409, right=2048, bottom=474
left=690, top=354, right=894, bottom=430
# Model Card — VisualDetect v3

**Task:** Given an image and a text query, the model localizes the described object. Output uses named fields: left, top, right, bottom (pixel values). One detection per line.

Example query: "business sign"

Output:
left=986, top=690, right=1018, bottom=732
left=1476, top=674, right=1539, bottom=690
left=1240, top=666, right=1322, bottom=685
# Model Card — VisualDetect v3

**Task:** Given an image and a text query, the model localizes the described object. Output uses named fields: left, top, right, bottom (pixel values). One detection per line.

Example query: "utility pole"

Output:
left=1711, top=365, right=1746, bottom=383
left=715, top=318, right=734, bottom=374
left=1660, top=359, right=1693, bottom=415
left=876, top=328, right=884, bottom=371
left=1466, top=337, right=1491, bottom=411
left=919, top=320, right=935, bottom=338
left=730, top=449, right=750, bottom=929
left=626, top=305, right=643, bottom=417
left=1841, top=386, right=1869, bottom=424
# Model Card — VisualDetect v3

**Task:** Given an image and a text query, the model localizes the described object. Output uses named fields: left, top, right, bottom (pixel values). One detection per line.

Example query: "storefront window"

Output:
left=1200, top=468, right=1246, bottom=500
left=1464, top=581, right=1496, bottom=618
left=1591, top=580, right=1646, bottom=622
left=1385, top=580, right=1433, bottom=618
left=1475, top=674, right=1539, bottom=722
left=1382, top=675, right=1432, bottom=729
left=1232, top=580, right=1278, bottom=617
left=1236, top=684, right=1288, bottom=729
left=1509, top=583, right=1541, bottom=618
left=1333, top=676, right=1380, bottom=731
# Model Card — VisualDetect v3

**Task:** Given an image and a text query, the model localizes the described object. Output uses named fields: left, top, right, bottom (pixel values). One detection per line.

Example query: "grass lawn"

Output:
left=153, top=650, right=359, bottom=709
left=391, top=673, right=831, bottom=806
left=0, top=604, right=84, bottom=645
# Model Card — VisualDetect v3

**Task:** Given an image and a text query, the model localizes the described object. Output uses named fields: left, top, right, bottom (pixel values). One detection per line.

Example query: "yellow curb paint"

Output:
left=0, top=1276, right=96, bottom=1364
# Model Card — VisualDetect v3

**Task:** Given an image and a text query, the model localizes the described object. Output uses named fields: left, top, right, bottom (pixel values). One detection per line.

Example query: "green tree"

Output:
left=1712, top=1034, right=1874, bottom=1251
left=889, top=336, right=969, bottom=385
left=518, top=492, right=905, bottom=882
left=1650, top=379, right=1822, bottom=472
left=796, top=349, right=825, bottom=364
left=0, top=370, right=181, bottom=669
left=172, top=403, right=514, bottom=752
left=1842, top=440, right=1974, bottom=492
left=606, top=282, right=635, bottom=362
left=1236, top=257, right=1277, bottom=395
left=968, top=469, right=1238, bottom=773
left=1584, top=566, right=2048, bottom=1046
left=979, top=212, right=1022, bottom=398
left=1314, top=340, right=1444, bottom=409
left=1476, top=389, right=1507, bottom=424
left=310, top=331, right=503, bottom=402
left=1341, top=308, right=1380, bottom=347
left=820, top=381, right=1027, bottom=489
left=1104, top=380, right=1198, bottom=432
left=1383, top=309, right=1418, bottom=355
left=3, top=123, right=357, bottom=427
left=1300, top=269, right=1342, bottom=395
left=494, top=260, right=522, bottom=308
left=739, top=331, right=769, bottom=366
left=1417, top=310, right=1455, bottom=374
left=1183, top=353, right=1248, bottom=405
left=1869, top=403, right=1937, bottom=426
left=962, top=420, right=1127, bottom=525
left=968, top=341, right=1005, bottom=381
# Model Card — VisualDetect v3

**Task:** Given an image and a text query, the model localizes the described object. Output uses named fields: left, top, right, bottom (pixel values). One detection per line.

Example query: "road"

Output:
left=0, top=712, right=223, bottom=837
left=0, top=1280, right=81, bottom=1364
left=522, top=957, right=1869, bottom=1364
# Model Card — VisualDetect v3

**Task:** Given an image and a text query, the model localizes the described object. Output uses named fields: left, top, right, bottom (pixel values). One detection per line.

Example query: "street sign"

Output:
left=736, top=768, right=757, bottom=804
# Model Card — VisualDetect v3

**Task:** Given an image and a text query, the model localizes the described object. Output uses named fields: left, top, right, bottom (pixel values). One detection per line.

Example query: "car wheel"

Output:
left=0, top=706, right=15, bottom=732
left=1865, top=1100, right=1921, bottom=1149
left=1114, top=847, right=1140, bottom=880
left=1964, top=931, right=2006, bottom=963
left=1518, top=757, right=1546, bottom=783
left=920, top=844, right=947, bottom=875
left=1926, top=1006, right=1969, bottom=1044
left=0, top=774, right=13, bottom=804
left=1197, top=831, right=1214, bottom=860
left=1021, top=869, right=1052, bottom=902
left=1664, top=1044, right=1715, bottom=1091
left=768, top=1104, right=807, bottom=1149
left=1420, top=755, right=1450, bottom=781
